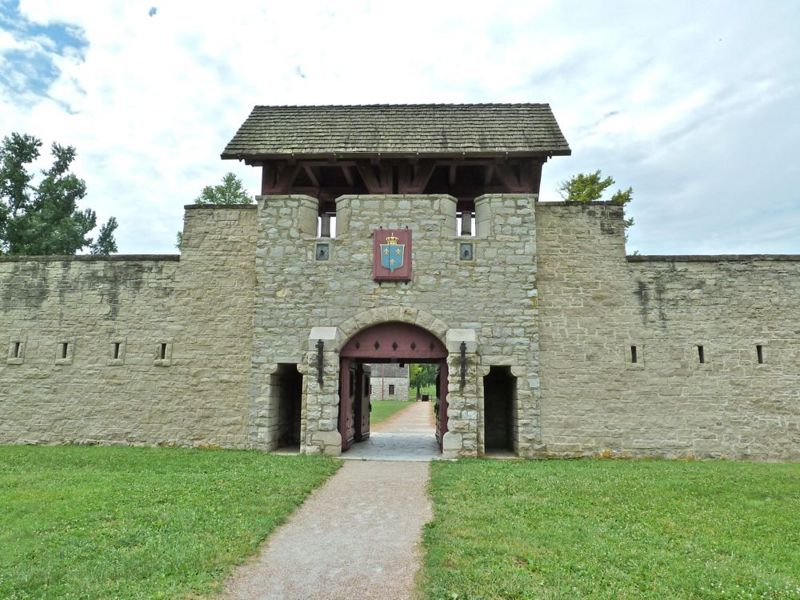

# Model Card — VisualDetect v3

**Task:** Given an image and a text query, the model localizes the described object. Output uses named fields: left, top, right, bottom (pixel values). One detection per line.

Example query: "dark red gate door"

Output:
left=355, top=365, right=371, bottom=442
left=436, top=361, right=449, bottom=450
left=338, top=359, right=356, bottom=451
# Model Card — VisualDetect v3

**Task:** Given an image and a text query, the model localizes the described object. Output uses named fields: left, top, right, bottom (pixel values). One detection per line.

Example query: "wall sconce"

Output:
left=316, top=339, right=324, bottom=387
left=459, top=341, right=466, bottom=389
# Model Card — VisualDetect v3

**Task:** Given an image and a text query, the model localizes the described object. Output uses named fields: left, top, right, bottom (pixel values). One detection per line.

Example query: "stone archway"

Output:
left=303, top=309, right=478, bottom=458
left=339, top=321, right=448, bottom=452
left=337, top=306, right=449, bottom=345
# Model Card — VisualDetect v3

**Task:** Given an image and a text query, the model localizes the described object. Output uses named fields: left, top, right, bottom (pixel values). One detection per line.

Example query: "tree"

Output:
left=409, top=363, right=438, bottom=400
left=176, top=172, right=252, bottom=248
left=90, top=216, right=118, bottom=255
left=195, top=172, right=252, bottom=205
left=558, top=169, right=634, bottom=233
left=0, top=132, right=117, bottom=256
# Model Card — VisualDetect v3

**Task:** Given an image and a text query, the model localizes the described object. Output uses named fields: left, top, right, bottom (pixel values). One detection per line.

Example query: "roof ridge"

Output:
left=251, top=102, right=552, bottom=109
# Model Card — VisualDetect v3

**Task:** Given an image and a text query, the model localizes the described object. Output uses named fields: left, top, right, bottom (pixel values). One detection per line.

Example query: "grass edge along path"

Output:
left=0, top=445, right=340, bottom=599
left=422, top=459, right=800, bottom=599
left=371, top=399, right=418, bottom=425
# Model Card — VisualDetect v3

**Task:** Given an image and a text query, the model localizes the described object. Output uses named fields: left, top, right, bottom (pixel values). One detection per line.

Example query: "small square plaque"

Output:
left=459, top=242, right=474, bottom=261
left=315, top=242, right=331, bottom=261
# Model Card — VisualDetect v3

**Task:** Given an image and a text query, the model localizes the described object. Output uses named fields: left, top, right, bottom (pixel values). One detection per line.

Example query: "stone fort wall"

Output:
left=1, top=197, right=798, bottom=459
left=0, top=205, right=258, bottom=448
left=536, top=203, right=800, bottom=460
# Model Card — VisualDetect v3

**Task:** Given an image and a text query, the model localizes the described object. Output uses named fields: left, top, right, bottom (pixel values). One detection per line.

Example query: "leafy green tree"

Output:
left=90, top=216, right=119, bottom=255
left=176, top=172, right=252, bottom=248
left=195, top=172, right=253, bottom=205
left=0, top=132, right=117, bottom=255
left=558, top=169, right=634, bottom=232
left=410, top=363, right=438, bottom=399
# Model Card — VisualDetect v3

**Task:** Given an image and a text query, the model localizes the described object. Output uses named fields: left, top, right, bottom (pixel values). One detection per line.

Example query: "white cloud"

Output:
left=1, top=0, right=798, bottom=254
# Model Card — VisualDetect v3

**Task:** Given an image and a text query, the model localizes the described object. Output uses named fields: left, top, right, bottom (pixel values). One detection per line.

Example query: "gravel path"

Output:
left=373, top=400, right=436, bottom=433
left=223, top=402, right=435, bottom=600
left=345, top=401, right=439, bottom=462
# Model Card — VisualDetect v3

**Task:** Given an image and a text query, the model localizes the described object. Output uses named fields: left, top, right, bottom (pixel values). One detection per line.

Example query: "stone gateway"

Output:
left=1, top=104, right=798, bottom=460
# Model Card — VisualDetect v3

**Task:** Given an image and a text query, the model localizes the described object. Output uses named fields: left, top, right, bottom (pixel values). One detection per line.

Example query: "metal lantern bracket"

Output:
left=459, top=341, right=466, bottom=389
left=316, top=339, right=324, bottom=387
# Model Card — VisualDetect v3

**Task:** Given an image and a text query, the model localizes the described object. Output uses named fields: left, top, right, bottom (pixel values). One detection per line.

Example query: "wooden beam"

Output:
left=262, top=162, right=302, bottom=193
left=341, top=165, right=354, bottom=186
left=397, top=162, right=412, bottom=192
left=303, top=164, right=319, bottom=187
left=320, top=212, right=332, bottom=237
left=398, top=160, right=435, bottom=193
left=379, top=164, right=393, bottom=192
left=484, top=164, right=494, bottom=186
left=461, top=209, right=472, bottom=235
left=261, top=165, right=273, bottom=195
left=517, top=159, right=543, bottom=194
left=531, top=159, right=543, bottom=194
left=495, top=164, right=523, bottom=192
left=356, top=162, right=391, bottom=194
left=519, top=161, right=533, bottom=190
left=449, top=164, right=457, bottom=186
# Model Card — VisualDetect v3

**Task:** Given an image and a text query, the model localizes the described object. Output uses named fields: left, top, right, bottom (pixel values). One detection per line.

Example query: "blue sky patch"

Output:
left=0, top=0, right=87, bottom=101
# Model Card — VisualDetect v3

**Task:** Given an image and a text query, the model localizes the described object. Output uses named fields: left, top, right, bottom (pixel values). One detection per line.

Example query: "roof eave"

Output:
left=220, top=148, right=572, bottom=161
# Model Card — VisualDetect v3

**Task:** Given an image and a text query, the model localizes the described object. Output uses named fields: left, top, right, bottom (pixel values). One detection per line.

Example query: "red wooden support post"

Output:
left=461, top=210, right=472, bottom=236
left=320, top=213, right=332, bottom=238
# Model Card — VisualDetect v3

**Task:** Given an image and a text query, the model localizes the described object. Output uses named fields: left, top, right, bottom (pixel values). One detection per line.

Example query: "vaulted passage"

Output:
left=339, top=321, right=448, bottom=455
left=272, top=363, right=302, bottom=449
left=484, top=366, right=516, bottom=452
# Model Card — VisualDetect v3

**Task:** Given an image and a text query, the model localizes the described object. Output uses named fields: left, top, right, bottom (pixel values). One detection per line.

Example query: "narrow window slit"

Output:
left=756, top=345, right=764, bottom=364
left=160, top=343, right=167, bottom=360
left=113, top=342, right=121, bottom=360
left=61, top=342, right=69, bottom=359
left=13, top=342, right=21, bottom=358
left=697, top=345, right=705, bottom=364
left=630, top=345, right=638, bottom=364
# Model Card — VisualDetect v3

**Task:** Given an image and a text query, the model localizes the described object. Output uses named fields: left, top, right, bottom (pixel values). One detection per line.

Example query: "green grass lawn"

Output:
left=409, top=384, right=436, bottom=401
left=371, top=399, right=414, bottom=424
left=423, top=459, right=800, bottom=599
left=0, top=445, right=339, bottom=599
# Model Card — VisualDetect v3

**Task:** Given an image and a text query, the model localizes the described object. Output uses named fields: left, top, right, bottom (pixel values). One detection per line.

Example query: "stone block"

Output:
left=442, top=432, right=462, bottom=458
left=446, top=328, right=477, bottom=353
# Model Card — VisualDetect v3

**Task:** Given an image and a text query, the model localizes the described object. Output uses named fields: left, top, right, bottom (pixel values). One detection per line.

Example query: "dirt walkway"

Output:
left=223, top=460, right=432, bottom=600
left=344, top=401, right=439, bottom=462
left=372, top=400, right=436, bottom=433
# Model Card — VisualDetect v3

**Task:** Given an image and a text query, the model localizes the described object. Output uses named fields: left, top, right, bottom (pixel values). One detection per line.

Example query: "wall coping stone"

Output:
left=627, top=254, right=800, bottom=262
left=537, top=201, right=619, bottom=207
left=0, top=254, right=180, bottom=263
left=334, top=193, right=458, bottom=201
left=183, top=203, right=257, bottom=210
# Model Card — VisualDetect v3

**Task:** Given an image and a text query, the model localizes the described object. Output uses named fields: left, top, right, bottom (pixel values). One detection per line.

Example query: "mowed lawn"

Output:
left=370, top=399, right=414, bottom=425
left=423, top=459, right=800, bottom=599
left=0, top=445, right=339, bottom=599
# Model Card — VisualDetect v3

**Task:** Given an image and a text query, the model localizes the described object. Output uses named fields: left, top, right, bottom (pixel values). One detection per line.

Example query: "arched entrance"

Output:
left=339, top=321, right=448, bottom=452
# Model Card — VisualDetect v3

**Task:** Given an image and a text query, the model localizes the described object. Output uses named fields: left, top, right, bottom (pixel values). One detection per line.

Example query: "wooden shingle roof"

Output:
left=222, top=103, right=571, bottom=160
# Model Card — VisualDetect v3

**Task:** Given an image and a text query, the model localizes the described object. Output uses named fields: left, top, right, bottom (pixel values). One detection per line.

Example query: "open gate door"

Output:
left=436, top=360, right=448, bottom=450
left=338, top=358, right=356, bottom=451
left=355, top=365, right=371, bottom=442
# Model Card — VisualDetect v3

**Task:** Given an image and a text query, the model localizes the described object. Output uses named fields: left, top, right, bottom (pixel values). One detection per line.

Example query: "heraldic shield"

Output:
left=372, top=228, right=412, bottom=281
left=380, top=233, right=405, bottom=272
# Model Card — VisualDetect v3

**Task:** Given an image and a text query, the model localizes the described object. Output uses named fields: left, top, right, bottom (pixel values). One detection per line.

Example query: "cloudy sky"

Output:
left=1, top=0, right=798, bottom=255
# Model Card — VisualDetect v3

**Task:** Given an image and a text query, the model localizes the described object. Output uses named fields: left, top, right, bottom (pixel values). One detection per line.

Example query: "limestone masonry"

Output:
left=1, top=104, right=798, bottom=459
